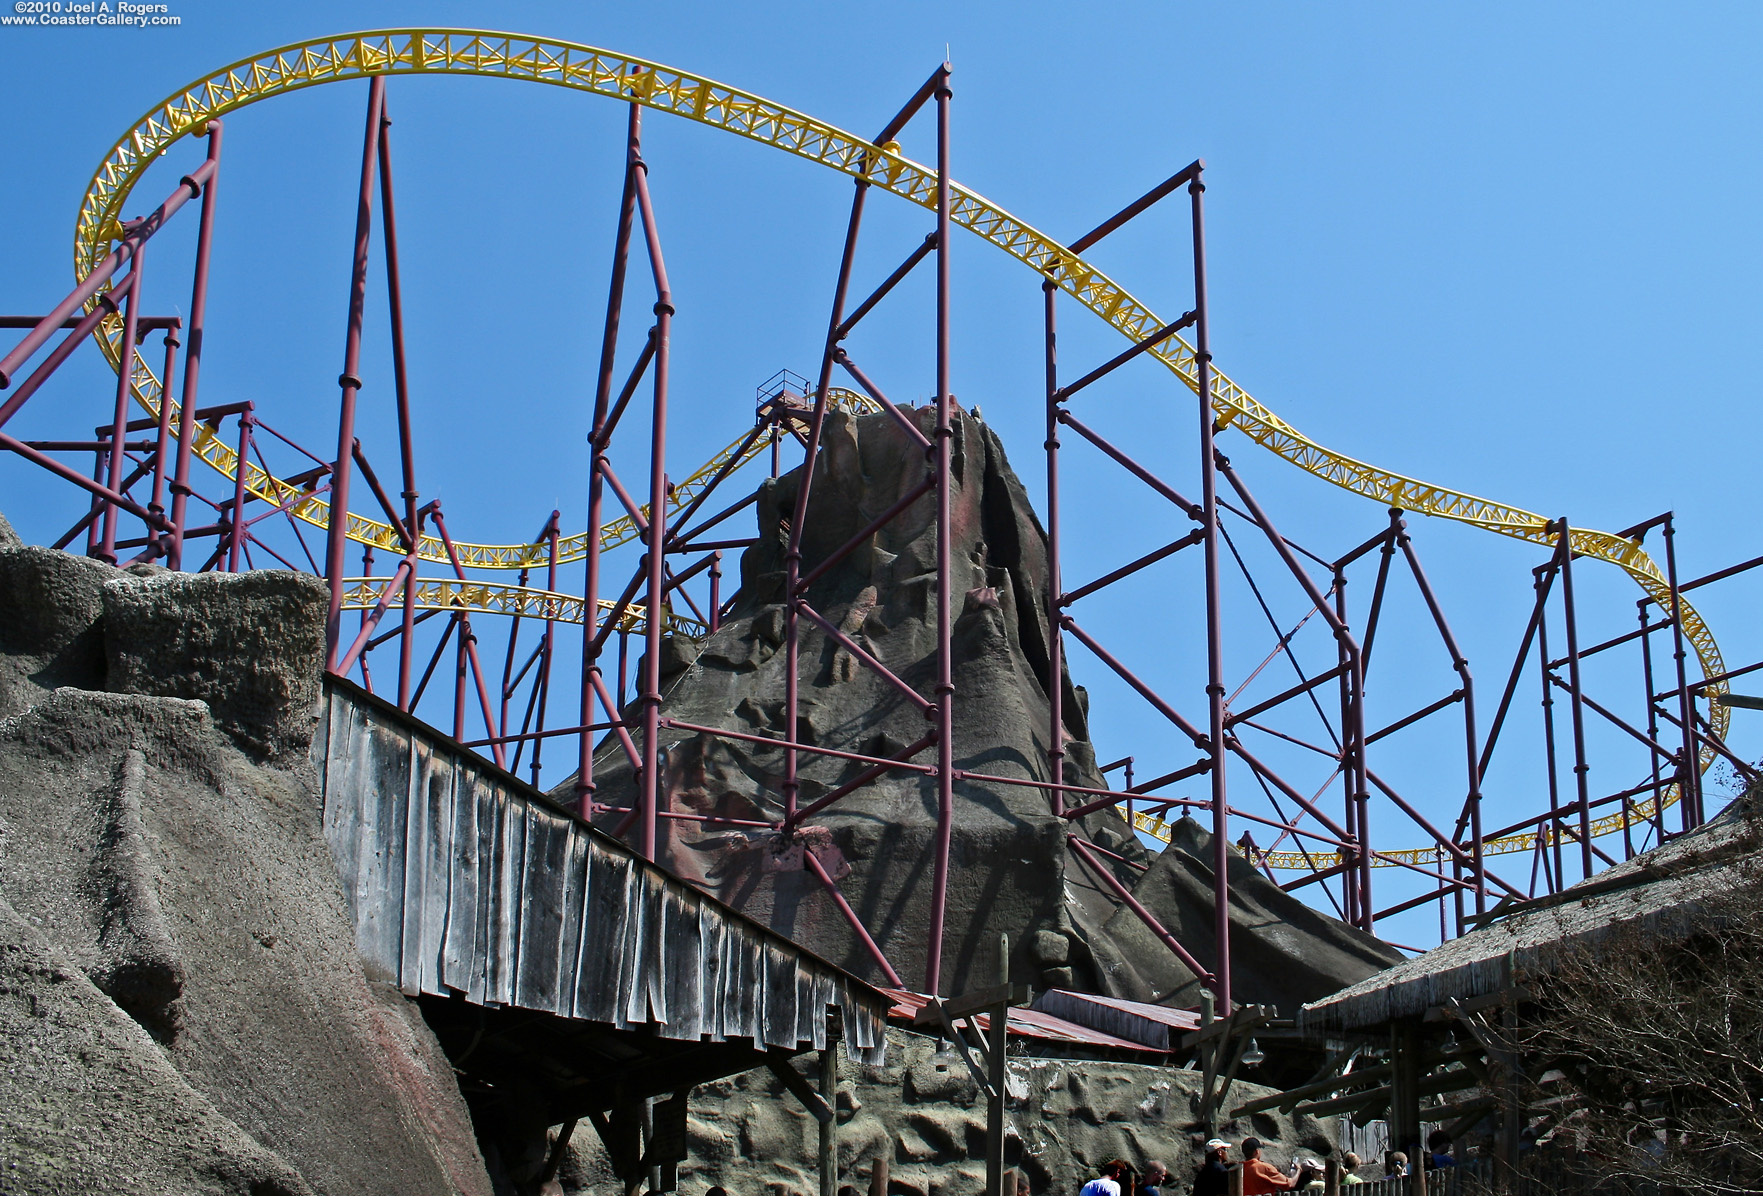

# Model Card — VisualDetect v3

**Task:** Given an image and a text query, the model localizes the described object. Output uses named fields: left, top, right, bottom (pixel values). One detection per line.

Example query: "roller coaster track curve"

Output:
left=68, top=28, right=1725, bottom=855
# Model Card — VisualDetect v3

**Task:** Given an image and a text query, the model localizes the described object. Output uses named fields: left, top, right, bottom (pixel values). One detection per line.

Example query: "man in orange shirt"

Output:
left=1238, top=1138, right=1295, bottom=1196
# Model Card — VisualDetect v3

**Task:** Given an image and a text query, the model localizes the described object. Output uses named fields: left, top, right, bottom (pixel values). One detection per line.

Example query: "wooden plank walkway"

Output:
left=314, top=678, right=887, bottom=1063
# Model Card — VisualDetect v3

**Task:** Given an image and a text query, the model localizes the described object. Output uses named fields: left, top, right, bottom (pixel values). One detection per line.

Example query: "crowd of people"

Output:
left=1072, top=1131, right=1466, bottom=1196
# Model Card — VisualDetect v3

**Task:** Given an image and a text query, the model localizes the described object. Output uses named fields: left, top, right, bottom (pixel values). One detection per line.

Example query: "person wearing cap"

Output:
left=1192, top=1139, right=1231, bottom=1196
left=1239, top=1138, right=1296, bottom=1195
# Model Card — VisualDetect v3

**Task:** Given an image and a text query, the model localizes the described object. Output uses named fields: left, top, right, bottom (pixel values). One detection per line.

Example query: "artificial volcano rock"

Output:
left=0, top=538, right=492, bottom=1196
left=563, top=404, right=1147, bottom=996
left=1106, top=815, right=1403, bottom=1009
left=562, top=404, right=1395, bottom=1008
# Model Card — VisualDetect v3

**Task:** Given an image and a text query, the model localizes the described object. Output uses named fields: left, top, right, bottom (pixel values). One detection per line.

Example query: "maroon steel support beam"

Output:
left=1053, top=312, right=1195, bottom=403
left=1043, top=277, right=1066, bottom=818
left=832, top=351, right=933, bottom=450
left=0, top=147, right=216, bottom=392
left=594, top=327, right=657, bottom=451
left=225, top=412, right=253, bottom=572
left=795, top=477, right=934, bottom=592
left=1363, top=690, right=1463, bottom=746
left=376, top=95, right=423, bottom=711
left=1187, top=168, right=1236, bottom=1001
left=1061, top=616, right=1208, bottom=748
left=664, top=424, right=766, bottom=540
left=1059, top=758, right=1210, bottom=819
left=835, top=231, right=937, bottom=342
left=785, top=155, right=871, bottom=838
left=926, top=66, right=956, bottom=997
left=335, top=557, right=413, bottom=677
left=577, top=101, right=643, bottom=814
left=1535, top=563, right=1566, bottom=892
left=165, top=113, right=220, bottom=577
left=1056, top=410, right=1201, bottom=517
left=1068, top=835, right=1211, bottom=981
left=1060, top=529, right=1205, bottom=607
left=1068, top=160, right=1204, bottom=254
left=146, top=325, right=181, bottom=555
left=1661, top=515, right=1702, bottom=828
left=1554, top=519, right=1595, bottom=882
left=1225, top=663, right=1349, bottom=729
left=784, top=733, right=938, bottom=829
left=324, top=79, right=385, bottom=667
left=1215, top=451, right=1368, bottom=935
left=1395, top=518, right=1484, bottom=918
left=807, top=851, right=905, bottom=988
left=632, top=150, right=674, bottom=864
left=99, top=244, right=147, bottom=564
left=0, top=284, right=126, bottom=434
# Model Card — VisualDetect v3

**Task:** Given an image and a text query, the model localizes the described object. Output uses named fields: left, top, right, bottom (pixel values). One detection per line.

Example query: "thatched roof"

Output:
left=1297, top=801, right=1758, bottom=1034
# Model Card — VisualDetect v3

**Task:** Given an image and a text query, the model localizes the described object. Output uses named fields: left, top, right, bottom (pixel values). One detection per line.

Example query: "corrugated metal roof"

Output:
left=879, top=987, right=1164, bottom=1054
left=1298, top=804, right=1756, bottom=1034
left=317, top=679, right=890, bottom=1063
left=1034, top=988, right=1200, bottom=1051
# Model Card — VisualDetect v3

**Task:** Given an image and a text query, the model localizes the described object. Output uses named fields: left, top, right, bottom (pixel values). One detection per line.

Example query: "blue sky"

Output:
left=2, top=3, right=1759, bottom=950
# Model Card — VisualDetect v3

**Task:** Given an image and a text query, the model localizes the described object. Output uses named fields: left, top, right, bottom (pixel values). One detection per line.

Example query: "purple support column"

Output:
left=146, top=326, right=180, bottom=557
left=378, top=93, right=422, bottom=710
left=167, top=121, right=223, bottom=571
left=577, top=102, right=642, bottom=817
left=1661, top=514, right=1701, bottom=829
left=708, top=550, right=723, bottom=632
left=925, top=65, right=956, bottom=998
left=785, top=176, right=871, bottom=830
left=1396, top=517, right=1485, bottom=921
left=1554, top=519, right=1595, bottom=881
left=1044, top=277, right=1066, bottom=817
left=1638, top=599, right=1666, bottom=848
left=225, top=411, right=253, bottom=572
left=323, top=78, right=386, bottom=669
left=1535, top=562, right=1564, bottom=894
left=530, top=513, right=560, bottom=788
left=1333, top=562, right=1359, bottom=928
left=100, top=249, right=146, bottom=564
left=633, top=151, right=673, bottom=863
left=1189, top=169, right=1232, bottom=1011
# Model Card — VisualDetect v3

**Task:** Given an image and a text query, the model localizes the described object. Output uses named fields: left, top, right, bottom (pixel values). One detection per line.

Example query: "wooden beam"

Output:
left=767, top=1053, right=833, bottom=1125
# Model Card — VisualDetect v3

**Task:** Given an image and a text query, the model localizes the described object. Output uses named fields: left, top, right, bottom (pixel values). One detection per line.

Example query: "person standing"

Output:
left=1079, top=1161, right=1127, bottom=1196
left=1192, top=1140, right=1231, bottom=1196
left=1339, top=1153, right=1364, bottom=1185
left=1239, top=1139, right=1296, bottom=1196
left=1139, top=1161, right=1167, bottom=1196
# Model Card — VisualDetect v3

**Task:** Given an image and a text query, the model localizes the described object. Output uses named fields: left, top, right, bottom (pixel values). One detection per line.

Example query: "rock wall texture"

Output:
left=0, top=537, right=493, bottom=1196
left=562, top=406, right=1399, bottom=1010
left=549, top=1028, right=1339, bottom=1196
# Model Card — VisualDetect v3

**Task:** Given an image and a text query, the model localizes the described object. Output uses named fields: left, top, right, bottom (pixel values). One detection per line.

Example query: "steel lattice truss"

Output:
left=2, top=29, right=1756, bottom=1001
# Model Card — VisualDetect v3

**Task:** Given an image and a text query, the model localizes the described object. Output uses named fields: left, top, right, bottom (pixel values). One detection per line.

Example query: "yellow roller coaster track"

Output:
left=71, top=29, right=1725, bottom=862
left=338, top=577, right=706, bottom=638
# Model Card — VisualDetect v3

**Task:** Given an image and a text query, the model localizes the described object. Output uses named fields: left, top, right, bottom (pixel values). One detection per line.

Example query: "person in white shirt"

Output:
left=1079, top=1160, right=1127, bottom=1196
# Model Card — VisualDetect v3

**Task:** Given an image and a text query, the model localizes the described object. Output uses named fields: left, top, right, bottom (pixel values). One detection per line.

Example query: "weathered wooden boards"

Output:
left=315, top=680, right=887, bottom=1063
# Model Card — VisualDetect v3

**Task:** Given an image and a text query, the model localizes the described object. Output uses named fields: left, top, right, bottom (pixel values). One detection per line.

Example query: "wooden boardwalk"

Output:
left=315, top=678, right=887, bottom=1064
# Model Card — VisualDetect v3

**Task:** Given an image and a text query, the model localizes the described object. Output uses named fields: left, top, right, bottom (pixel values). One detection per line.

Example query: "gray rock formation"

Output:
left=0, top=537, right=493, bottom=1196
left=565, top=406, right=1397, bottom=1009
left=550, top=1027, right=1339, bottom=1196
left=565, top=407, right=1162, bottom=997
left=1104, top=815, right=1403, bottom=1009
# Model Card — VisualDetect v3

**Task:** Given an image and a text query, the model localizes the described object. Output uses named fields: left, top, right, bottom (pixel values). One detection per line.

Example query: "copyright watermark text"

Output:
left=3, top=2, right=181, bottom=27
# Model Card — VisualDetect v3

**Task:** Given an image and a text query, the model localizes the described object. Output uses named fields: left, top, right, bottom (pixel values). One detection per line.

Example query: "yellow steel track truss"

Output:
left=74, top=29, right=1725, bottom=858
left=338, top=576, right=705, bottom=637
